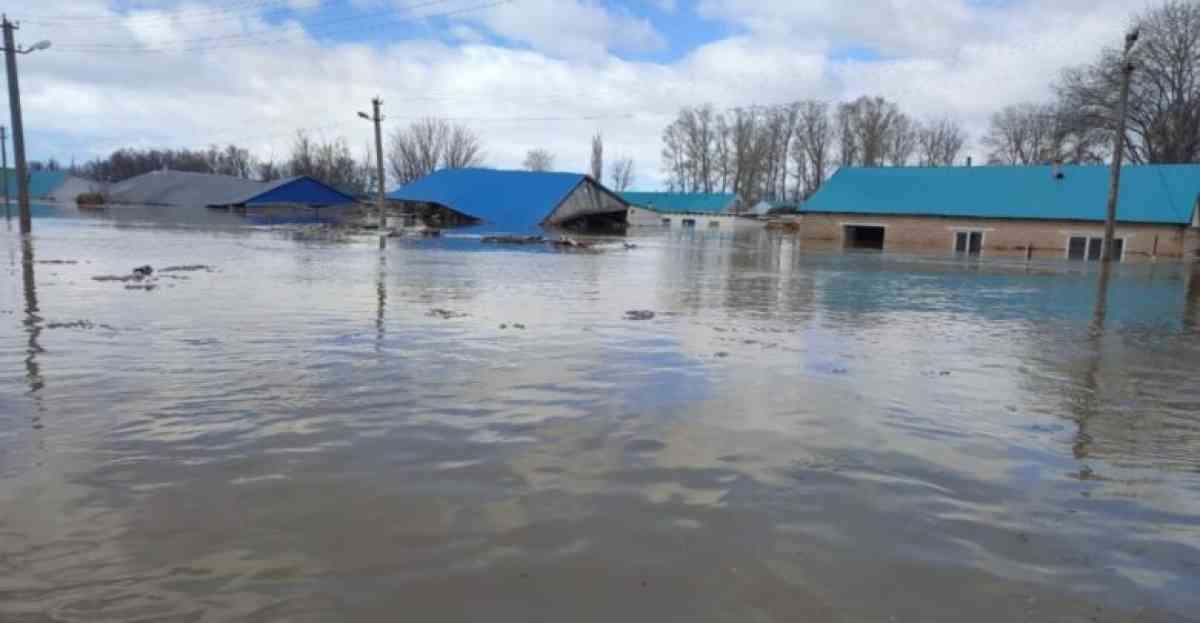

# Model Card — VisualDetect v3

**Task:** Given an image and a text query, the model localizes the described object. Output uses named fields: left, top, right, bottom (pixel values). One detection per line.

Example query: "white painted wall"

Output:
left=627, top=206, right=764, bottom=231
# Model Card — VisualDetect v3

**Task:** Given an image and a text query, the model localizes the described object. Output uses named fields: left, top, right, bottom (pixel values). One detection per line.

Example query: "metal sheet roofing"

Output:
left=803, top=165, right=1200, bottom=225
left=210, top=176, right=356, bottom=207
left=619, top=192, right=738, bottom=214
left=109, top=170, right=268, bottom=207
left=388, top=168, right=588, bottom=233
left=2, top=169, right=68, bottom=199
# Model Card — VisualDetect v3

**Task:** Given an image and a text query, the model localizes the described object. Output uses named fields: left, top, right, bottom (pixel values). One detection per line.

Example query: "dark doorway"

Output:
left=844, top=225, right=885, bottom=250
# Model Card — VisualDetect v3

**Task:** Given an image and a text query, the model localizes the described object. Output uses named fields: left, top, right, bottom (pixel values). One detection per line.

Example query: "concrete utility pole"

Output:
left=1103, top=28, right=1140, bottom=262
left=2, top=16, right=50, bottom=236
left=2, top=125, right=9, bottom=219
left=359, top=97, right=387, bottom=249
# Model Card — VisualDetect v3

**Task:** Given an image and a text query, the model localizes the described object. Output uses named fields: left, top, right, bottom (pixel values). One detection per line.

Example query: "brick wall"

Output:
left=798, top=213, right=1194, bottom=259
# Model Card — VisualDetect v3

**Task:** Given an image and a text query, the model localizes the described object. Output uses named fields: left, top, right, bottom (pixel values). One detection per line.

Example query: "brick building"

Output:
left=798, top=165, right=1200, bottom=260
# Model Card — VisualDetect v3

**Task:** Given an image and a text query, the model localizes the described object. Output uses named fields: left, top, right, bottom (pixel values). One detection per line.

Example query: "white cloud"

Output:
left=5, top=0, right=1148, bottom=187
left=462, top=0, right=667, bottom=62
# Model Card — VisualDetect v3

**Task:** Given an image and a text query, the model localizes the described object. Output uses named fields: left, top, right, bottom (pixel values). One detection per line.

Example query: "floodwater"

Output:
left=2, top=204, right=1199, bottom=622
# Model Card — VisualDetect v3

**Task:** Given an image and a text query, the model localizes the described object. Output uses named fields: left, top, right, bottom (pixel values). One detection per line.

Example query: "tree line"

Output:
left=659, top=98, right=967, bottom=205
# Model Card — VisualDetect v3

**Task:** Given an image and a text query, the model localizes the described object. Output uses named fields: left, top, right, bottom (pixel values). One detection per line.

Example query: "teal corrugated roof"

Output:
left=620, top=192, right=738, bottom=214
left=803, top=165, right=1200, bottom=225
left=1, top=169, right=68, bottom=199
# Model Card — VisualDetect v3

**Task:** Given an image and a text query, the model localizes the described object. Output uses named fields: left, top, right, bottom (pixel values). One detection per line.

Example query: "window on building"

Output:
left=1068, top=236, right=1124, bottom=262
left=682, top=218, right=696, bottom=228
left=954, top=231, right=983, bottom=255
left=661, top=218, right=671, bottom=226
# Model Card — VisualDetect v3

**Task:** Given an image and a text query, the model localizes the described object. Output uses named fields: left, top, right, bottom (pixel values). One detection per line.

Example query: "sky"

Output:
left=3, top=0, right=1142, bottom=189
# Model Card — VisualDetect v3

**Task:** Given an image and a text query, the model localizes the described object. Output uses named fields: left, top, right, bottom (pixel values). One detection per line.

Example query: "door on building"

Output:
left=844, top=225, right=885, bottom=250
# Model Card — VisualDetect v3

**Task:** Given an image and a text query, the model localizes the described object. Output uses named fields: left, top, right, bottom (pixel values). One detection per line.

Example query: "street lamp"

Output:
left=22, top=40, right=51, bottom=53
left=3, top=14, right=51, bottom=234
left=358, top=98, right=387, bottom=248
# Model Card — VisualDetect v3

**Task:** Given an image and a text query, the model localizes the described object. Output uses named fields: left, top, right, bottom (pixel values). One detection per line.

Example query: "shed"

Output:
left=388, top=168, right=629, bottom=234
left=207, top=176, right=356, bottom=209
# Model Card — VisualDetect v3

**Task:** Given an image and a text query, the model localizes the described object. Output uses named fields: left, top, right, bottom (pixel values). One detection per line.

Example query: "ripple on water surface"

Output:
left=1, top=212, right=1198, bottom=621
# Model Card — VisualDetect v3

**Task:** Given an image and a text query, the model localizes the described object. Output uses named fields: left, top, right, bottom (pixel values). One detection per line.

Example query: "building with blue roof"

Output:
left=798, top=165, right=1200, bottom=260
left=388, top=168, right=628, bottom=234
left=208, top=176, right=358, bottom=224
left=620, top=192, right=741, bottom=215
left=2, top=169, right=71, bottom=201
left=621, top=191, right=761, bottom=231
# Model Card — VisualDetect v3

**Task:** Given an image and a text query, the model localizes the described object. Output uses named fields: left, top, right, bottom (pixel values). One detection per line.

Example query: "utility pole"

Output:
left=359, top=97, right=387, bottom=249
left=3, top=16, right=30, bottom=234
left=1102, top=28, right=1140, bottom=262
left=2, top=125, right=9, bottom=220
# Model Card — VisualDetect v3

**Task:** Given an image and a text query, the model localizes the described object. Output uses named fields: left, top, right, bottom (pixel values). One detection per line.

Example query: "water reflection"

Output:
left=21, top=236, right=43, bottom=394
left=1186, top=265, right=1200, bottom=333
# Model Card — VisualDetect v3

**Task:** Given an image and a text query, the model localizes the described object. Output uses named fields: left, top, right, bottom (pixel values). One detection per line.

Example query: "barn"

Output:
left=388, top=168, right=629, bottom=234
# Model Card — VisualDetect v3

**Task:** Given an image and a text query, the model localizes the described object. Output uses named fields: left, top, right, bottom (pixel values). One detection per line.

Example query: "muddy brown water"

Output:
left=2, top=206, right=1199, bottom=621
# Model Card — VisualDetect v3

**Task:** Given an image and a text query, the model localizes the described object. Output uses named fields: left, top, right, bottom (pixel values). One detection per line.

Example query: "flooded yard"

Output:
left=2, top=206, right=1199, bottom=622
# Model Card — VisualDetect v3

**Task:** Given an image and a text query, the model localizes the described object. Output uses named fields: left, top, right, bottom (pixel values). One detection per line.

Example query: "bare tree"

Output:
left=918, top=117, right=968, bottom=166
left=443, top=125, right=485, bottom=169
left=610, top=157, right=635, bottom=191
left=389, top=118, right=484, bottom=185
left=794, top=100, right=834, bottom=199
left=287, top=131, right=369, bottom=195
left=1058, top=1, right=1200, bottom=164
left=982, top=103, right=1100, bottom=165
left=523, top=148, right=555, bottom=172
left=661, top=105, right=720, bottom=192
left=838, top=96, right=902, bottom=167
left=885, top=114, right=919, bottom=166
left=590, top=133, right=603, bottom=181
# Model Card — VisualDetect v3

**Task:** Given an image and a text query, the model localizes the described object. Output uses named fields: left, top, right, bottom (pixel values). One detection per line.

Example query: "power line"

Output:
left=48, top=0, right=498, bottom=53
left=22, top=0, right=308, bottom=25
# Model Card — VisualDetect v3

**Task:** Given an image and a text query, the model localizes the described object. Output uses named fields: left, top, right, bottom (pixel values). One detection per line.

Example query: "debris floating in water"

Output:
left=132, top=265, right=154, bottom=278
left=160, top=264, right=214, bottom=273
left=428, top=308, right=468, bottom=320
left=625, top=310, right=655, bottom=321
left=125, top=283, right=157, bottom=291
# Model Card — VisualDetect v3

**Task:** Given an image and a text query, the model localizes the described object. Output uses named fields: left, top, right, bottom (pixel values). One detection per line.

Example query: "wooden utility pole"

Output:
left=1102, top=28, right=1140, bottom=262
left=3, top=16, right=31, bottom=234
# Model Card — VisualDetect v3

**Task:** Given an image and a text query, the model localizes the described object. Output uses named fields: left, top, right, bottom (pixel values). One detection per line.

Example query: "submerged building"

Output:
left=622, top=192, right=758, bottom=230
left=798, top=165, right=1200, bottom=260
left=1, top=169, right=98, bottom=204
left=108, top=170, right=270, bottom=207
left=387, top=168, right=629, bottom=234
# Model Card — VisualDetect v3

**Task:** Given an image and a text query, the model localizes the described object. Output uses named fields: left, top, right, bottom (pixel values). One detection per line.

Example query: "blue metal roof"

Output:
left=208, top=176, right=356, bottom=208
left=388, top=168, right=588, bottom=234
left=2, top=169, right=68, bottom=199
left=619, top=191, right=738, bottom=214
left=803, top=165, right=1200, bottom=225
